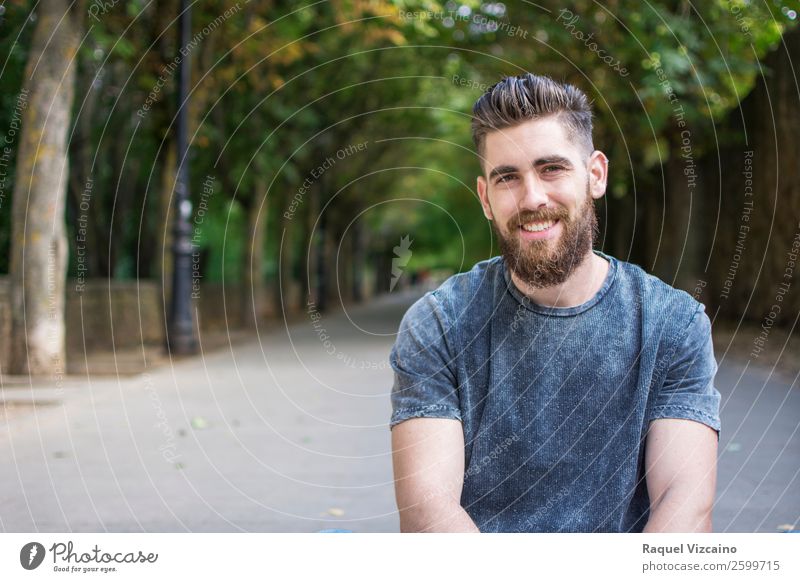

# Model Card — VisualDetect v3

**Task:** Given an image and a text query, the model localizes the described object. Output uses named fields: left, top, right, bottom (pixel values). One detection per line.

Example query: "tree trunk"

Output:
left=67, top=52, right=101, bottom=278
left=649, top=131, right=701, bottom=290
left=108, top=66, right=140, bottom=278
left=301, top=186, right=318, bottom=309
left=337, top=219, right=353, bottom=305
left=351, top=220, right=363, bottom=302
left=277, top=192, right=297, bottom=316
left=706, top=27, right=800, bottom=325
left=241, top=178, right=268, bottom=328
left=9, top=0, right=80, bottom=376
left=314, top=199, right=329, bottom=313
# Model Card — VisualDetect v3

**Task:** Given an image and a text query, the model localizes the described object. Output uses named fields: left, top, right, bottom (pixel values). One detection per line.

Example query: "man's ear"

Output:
left=587, top=150, right=609, bottom=200
left=477, top=175, right=494, bottom=221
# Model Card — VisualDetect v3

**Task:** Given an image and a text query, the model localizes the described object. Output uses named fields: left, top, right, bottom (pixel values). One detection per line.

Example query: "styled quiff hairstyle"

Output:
left=471, top=73, right=594, bottom=164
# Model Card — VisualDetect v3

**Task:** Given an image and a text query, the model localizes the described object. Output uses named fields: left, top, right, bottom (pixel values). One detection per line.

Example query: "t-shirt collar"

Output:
left=501, top=249, right=618, bottom=317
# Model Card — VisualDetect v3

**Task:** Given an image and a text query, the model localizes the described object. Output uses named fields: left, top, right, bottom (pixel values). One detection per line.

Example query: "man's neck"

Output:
left=509, top=251, right=610, bottom=308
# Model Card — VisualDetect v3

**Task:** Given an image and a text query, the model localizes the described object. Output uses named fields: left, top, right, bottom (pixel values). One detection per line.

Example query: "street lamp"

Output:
left=167, top=0, right=198, bottom=355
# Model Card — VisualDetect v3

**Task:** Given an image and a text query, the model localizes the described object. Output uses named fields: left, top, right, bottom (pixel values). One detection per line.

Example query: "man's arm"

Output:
left=643, top=418, right=718, bottom=532
left=392, top=417, right=479, bottom=532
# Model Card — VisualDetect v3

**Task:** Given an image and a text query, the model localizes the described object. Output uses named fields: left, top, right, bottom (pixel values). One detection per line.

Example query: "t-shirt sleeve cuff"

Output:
left=649, top=404, right=721, bottom=436
left=390, top=404, right=462, bottom=428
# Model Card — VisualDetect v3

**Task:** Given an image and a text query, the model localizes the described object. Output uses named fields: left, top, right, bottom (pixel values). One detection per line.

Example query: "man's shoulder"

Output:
left=396, top=258, right=503, bottom=348
left=427, top=256, right=504, bottom=312
left=610, top=253, right=705, bottom=331
left=397, top=258, right=502, bottom=330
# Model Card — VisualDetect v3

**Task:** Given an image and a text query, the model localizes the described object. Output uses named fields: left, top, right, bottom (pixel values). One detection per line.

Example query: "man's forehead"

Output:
left=483, top=124, right=586, bottom=176
left=484, top=117, right=574, bottom=158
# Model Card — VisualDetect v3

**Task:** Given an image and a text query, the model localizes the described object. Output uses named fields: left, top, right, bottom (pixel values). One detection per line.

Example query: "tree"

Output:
left=8, top=0, right=83, bottom=375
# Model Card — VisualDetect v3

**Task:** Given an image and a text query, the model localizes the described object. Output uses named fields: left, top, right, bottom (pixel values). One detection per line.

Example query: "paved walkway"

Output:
left=0, top=289, right=797, bottom=532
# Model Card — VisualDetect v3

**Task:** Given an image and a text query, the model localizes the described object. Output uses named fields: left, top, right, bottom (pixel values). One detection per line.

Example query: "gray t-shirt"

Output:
left=389, top=250, right=721, bottom=532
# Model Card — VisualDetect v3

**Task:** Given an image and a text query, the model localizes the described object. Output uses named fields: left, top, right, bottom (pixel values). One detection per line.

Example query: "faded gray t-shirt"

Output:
left=389, top=250, right=721, bottom=532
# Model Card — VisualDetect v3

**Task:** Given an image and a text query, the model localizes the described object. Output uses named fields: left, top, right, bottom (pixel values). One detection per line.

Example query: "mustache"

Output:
left=509, top=208, right=569, bottom=229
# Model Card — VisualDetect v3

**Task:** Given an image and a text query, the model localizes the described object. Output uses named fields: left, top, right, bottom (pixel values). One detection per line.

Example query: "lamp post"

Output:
left=167, top=0, right=198, bottom=355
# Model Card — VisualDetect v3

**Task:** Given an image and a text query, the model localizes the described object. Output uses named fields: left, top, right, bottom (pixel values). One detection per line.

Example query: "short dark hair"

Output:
left=471, top=73, right=594, bottom=163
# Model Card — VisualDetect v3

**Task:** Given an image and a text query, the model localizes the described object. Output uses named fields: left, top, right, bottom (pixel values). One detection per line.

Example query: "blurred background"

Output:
left=0, top=0, right=798, bottom=533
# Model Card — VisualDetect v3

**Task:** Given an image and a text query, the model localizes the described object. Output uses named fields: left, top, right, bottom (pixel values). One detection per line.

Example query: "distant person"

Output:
left=389, top=73, right=721, bottom=532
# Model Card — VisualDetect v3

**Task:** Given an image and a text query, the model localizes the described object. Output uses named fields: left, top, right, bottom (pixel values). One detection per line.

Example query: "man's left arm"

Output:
left=643, top=418, right=718, bottom=532
left=643, top=303, right=722, bottom=533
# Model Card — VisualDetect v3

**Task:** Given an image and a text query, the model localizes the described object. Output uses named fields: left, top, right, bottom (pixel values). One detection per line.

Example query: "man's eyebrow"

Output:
left=533, top=155, right=573, bottom=167
left=488, top=157, right=573, bottom=179
left=488, top=165, right=518, bottom=180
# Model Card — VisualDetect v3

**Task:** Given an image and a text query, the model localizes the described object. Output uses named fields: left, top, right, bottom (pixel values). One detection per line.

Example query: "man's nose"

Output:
left=519, top=175, right=549, bottom=209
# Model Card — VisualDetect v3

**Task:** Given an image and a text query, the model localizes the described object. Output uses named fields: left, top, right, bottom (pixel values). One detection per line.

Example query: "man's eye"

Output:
left=496, top=174, right=517, bottom=183
left=543, top=165, right=565, bottom=173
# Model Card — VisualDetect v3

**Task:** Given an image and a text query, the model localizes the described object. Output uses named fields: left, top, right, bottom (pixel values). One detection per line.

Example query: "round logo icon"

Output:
left=20, top=542, right=46, bottom=570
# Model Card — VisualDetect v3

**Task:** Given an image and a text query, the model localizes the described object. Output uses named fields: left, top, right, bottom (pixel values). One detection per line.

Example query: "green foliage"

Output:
left=0, top=1, right=35, bottom=274
left=199, top=196, right=245, bottom=284
left=1, top=0, right=798, bottom=280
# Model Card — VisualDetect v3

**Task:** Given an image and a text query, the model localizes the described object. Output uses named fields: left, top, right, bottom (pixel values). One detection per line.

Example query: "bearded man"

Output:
left=389, top=73, right=721, bottom=533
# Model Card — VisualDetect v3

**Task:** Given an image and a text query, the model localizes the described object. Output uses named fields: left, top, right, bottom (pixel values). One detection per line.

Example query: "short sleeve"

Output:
left=389, top=292, right=461, bottom=428
left=649, top=303, right=722, bottom=437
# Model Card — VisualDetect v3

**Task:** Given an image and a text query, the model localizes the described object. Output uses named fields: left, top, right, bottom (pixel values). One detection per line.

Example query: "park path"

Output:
left=0, top=287, right=797, bottom=532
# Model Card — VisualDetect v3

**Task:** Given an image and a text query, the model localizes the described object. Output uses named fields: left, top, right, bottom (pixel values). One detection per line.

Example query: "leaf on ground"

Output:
left=191, top=416, right=209, bottom=430
left=326, top=507, right=345, bottom=517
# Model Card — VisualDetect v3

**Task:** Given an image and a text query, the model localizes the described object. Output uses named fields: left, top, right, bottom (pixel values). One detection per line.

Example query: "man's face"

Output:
left=476, top=116, right=608, bottom=288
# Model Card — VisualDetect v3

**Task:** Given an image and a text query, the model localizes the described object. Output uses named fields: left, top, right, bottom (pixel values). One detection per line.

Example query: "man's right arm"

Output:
left=391, top=417, right=479, bottom=533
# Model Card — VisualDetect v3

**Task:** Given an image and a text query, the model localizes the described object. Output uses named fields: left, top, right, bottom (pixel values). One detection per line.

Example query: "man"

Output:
left=389, top=73, right=721, bottom=533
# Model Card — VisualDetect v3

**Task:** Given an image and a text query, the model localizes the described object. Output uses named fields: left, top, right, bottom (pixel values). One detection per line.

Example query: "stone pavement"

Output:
left=0, top=288, right=797, bottom=532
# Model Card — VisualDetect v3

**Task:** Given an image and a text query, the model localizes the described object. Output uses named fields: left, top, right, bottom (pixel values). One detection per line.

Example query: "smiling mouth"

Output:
left=519, top=219, right=559, bottom=233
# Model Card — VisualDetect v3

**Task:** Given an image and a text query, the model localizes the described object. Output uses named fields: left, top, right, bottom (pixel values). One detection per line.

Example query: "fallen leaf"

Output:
left=191, top=416, right=209, bottom=430
left=326, top=507, right=345, bottom=517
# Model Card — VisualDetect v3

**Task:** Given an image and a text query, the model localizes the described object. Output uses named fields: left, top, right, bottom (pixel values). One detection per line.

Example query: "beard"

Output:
left=494, top=182, right=599, bottom=288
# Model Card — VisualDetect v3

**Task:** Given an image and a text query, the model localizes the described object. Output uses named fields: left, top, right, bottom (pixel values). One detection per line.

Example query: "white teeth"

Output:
left=521, top=220, right=555, bottom=232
